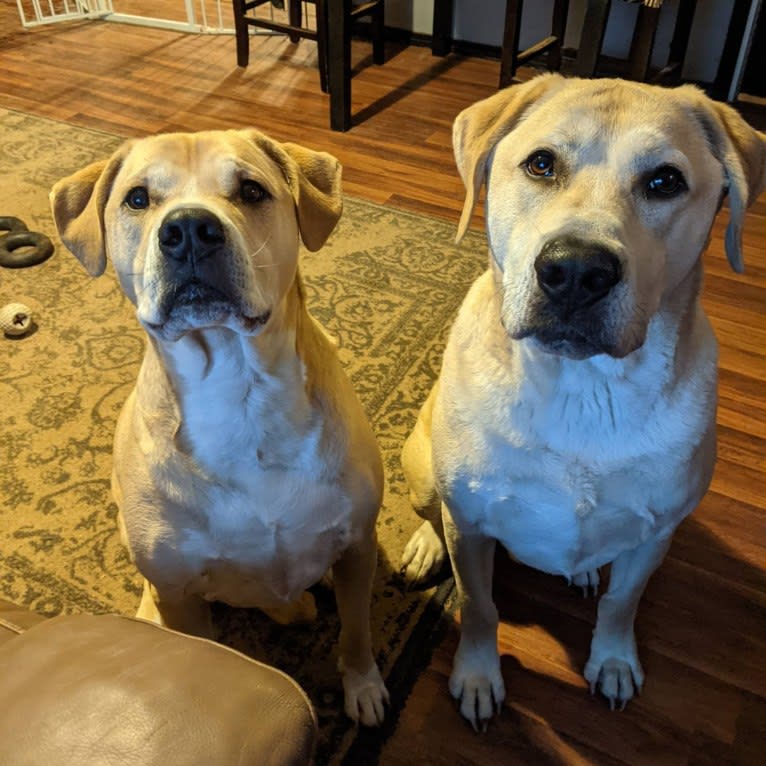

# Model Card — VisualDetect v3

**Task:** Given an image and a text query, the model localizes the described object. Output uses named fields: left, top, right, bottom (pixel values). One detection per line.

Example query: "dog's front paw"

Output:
left=584, top=637, right=644, bottom=710
left=449, top=642, right=505, bottom=731
left=569, top=568, right=600, bottom=597
left=341, top=663, right=389, bottom=726
left=401, top=520, right=447, bottom=585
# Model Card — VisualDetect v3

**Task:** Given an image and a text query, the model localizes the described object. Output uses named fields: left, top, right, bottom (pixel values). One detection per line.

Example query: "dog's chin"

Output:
left=141, top=287, right=271, bottom=342
left=145, top=310, right=272, bottom=342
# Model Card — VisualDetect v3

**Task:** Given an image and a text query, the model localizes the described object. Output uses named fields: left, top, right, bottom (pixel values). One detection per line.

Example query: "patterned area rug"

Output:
left=0, top=109, right=485, bottom=763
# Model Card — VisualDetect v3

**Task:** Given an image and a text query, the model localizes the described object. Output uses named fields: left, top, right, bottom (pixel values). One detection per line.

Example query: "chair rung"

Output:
left=517, top=36, right=559, bottom=63
left=350, top=1, right=382, bottom=20
left=243, top=16, right=318, bottom=41
left=242, top=0, right=271, bottom=11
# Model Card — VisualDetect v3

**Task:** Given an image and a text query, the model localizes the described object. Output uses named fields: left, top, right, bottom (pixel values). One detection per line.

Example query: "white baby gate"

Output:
left=16, top=1, right=313, bottom=36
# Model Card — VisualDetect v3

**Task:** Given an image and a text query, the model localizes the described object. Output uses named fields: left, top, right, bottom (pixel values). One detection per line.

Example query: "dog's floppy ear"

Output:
left=248, top=131, right=343, bottom=251
left=50, top=144, right=132, bottom=277
left=281, top=141, right=343, bottom=251
left=682, top=87, right=766, bottom=273
left=453, top=73, right=565, bottom=242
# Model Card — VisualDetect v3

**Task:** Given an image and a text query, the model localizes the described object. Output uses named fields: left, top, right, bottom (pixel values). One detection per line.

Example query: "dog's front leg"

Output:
left=585, top=533, right=673, bottom=709
left=332, top=530, right=389, bottom=726
left=400, top=386, right=448, bottom=585
left=444, top=505, right=504, bottom=731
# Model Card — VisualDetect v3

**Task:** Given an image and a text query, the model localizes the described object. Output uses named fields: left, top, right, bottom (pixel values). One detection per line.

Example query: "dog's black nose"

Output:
left=158, top=208, right=225, bottom=262
left=535, top=238, right=622, bottom=315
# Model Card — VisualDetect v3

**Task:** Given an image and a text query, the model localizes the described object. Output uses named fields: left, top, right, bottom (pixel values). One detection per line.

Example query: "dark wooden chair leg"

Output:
left=549, top=0, right=570, bottom=72
left=372, top=2, right=385, bottom=65
left=628, top=3, right=660, bottom=81
left=431, top=0, right=454, bottom=56
left=575, top=0, right=612, bottom=77
left=232, top=0, right=250, bottom=67
left=327, top=0, right=352, bottom=131
left=316, top=0, right=329, bottom=93
left=664, top=0, right=697, bottom=84
left=288, top=0, right=303, bottom=43
left=499, top=0, right=523, bottom=89
left=712, top=0, right=753, bottom=99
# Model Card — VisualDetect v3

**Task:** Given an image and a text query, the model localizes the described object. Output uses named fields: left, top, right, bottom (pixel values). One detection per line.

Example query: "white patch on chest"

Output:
left=438, top=319, right=715, bottom=577
left=176, top=477, right=353, bottom=607
left=151, top=330, right=354, bottom=606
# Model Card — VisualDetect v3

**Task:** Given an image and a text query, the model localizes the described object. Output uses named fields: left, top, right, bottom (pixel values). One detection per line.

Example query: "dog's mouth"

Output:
left=513, top=324, right=607, bottom=359
left=512, top=322, right=641, bottom=360
left=173, top=280, right=227, bottom=306
left=509, top=309, right=631, bottom=358
left=531, top=331, right=606, bottom=360
left=143, top=280, right=271, bottom=341
left=505, top=284, right=641, bottom=360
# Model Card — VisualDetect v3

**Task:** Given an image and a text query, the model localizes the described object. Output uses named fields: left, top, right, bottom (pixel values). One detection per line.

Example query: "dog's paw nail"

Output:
left=468, top=713, right=482, bottom=734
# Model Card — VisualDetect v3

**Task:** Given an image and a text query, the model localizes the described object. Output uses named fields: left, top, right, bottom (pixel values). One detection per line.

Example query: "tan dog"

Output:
left=51, top=129, right=389, bottom=726
left=401, top=75, right=766, bottom=727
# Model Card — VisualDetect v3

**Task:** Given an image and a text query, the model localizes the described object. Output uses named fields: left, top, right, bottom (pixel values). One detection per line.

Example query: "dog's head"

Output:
left=454, top=74, right=766, bottom=359
left=50, top=130, right=342, bottom=341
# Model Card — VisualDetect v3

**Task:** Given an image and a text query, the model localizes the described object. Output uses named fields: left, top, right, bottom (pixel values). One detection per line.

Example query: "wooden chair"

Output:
left=232, top=1, right=384, bottom=105
left=431, top=1, right=571, bottom=89
left=499, top=0, right=571, bottom=88
left=575, top=0, right=698, bottom=82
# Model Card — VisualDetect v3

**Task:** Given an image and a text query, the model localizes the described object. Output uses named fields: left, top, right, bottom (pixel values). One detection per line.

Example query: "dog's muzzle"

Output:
left=157, top=207, right=235, bottom=313
left=145, top=208, right=270, bottom=340
left=516, top=237, right=625, bottom=359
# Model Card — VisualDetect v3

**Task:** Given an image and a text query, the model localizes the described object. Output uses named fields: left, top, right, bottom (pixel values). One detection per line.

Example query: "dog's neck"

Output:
left=137, top=274, right=317, bottom=428
left=133, top=271, right=341, bottom=480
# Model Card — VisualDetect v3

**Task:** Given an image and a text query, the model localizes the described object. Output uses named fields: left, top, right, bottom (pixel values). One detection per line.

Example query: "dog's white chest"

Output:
left=176, top=430, right=353, bottom=606
left=436, top=334, right=712, bottom=577
left=456, top=456, right=665, bottom=576
left=140, top=334, right=358, bottom=607
left=178, top=474, right=353, bottom=607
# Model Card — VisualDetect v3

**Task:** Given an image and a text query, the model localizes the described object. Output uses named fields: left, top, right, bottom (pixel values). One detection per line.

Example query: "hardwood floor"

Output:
left=3, top=6, right=764, bottom=765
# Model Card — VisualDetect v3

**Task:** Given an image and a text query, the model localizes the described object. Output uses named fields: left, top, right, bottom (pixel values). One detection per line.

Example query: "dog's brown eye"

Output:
left=525, top=150, right=555, bottom=178
left=646, top=165, right=687, bottom=198
left=240, top=180, right=269, bottom=204
left=125, top=186, right=150, bottom=210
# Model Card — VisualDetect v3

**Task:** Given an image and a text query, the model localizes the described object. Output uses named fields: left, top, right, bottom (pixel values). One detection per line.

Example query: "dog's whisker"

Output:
left=248, top=234, right=273, bottom=262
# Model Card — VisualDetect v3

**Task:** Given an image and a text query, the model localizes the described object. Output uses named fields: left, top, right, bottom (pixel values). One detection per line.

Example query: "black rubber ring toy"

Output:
left=0, top=216, right=28, bottom=236
left=0, top=230, right=55, bottom=268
